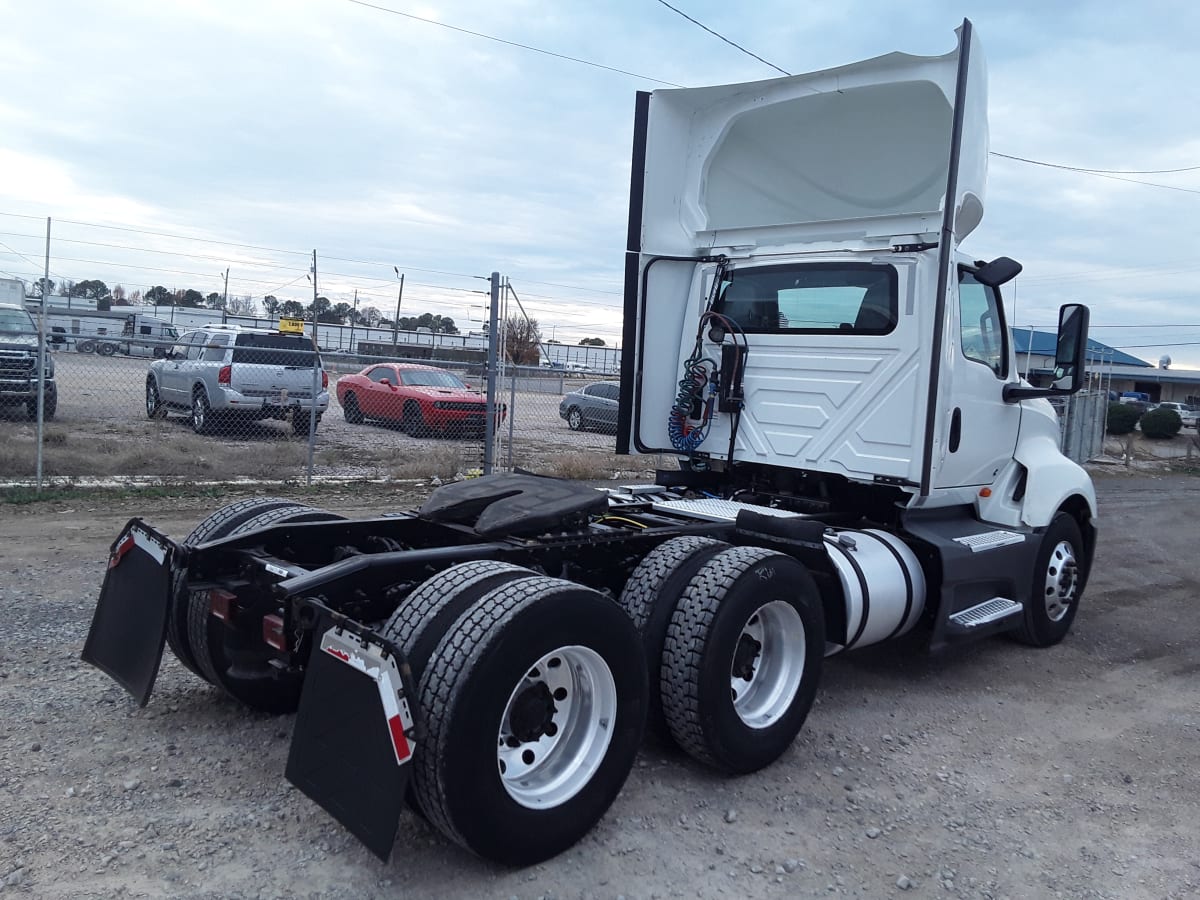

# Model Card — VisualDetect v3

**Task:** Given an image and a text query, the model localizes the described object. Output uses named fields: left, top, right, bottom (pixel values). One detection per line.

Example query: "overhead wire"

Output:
left=342, top=0, right=683, bottom=87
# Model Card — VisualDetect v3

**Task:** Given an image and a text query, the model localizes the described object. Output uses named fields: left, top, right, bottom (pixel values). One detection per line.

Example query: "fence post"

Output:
left=483, top=272, right=501, bottom=475
left=35, top=217, right=51, bottom=492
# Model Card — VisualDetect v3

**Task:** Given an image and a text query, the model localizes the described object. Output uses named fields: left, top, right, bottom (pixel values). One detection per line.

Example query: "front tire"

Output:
left=400, top=401, right=425, bottom=436
left=1012, top=513, right=1085, bottom=647
left=660, top=546, right=824, bottom=774
left=145, top=377, right=163, bottom=419
left=413, top=576, right=647, bottom=865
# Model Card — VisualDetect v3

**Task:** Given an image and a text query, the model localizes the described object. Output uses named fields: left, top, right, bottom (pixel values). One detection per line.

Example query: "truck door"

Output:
left=932, top=269, right=1021, bottom=488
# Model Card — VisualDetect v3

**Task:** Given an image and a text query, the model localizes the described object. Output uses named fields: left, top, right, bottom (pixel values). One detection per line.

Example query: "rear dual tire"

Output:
left=185, top=502, right=345, bottom=712
left=624, top=543, right=824, bottom=774
left=392, top=565, right=646, bottom=866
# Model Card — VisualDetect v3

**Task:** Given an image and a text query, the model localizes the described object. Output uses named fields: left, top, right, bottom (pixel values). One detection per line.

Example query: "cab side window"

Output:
left=958, top=271, right=1007, bottom=378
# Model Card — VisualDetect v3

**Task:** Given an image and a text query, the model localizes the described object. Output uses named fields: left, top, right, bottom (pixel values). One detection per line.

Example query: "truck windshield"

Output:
left=232, top=333, right=320, bottom=368
left=0, top=309, right=36, bottom=335
left=714, top=263, right=897, bottom=335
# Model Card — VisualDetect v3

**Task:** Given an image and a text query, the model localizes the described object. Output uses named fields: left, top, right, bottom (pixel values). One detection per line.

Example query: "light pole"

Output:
left=392, top=266, right=404, bottom=349
left=220, top=268, right=229, bottom=323
left=349, top=288, right=358, bottom=355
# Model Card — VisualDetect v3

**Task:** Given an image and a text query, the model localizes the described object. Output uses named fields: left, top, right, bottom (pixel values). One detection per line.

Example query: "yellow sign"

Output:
left=278, top=317, right=305, bottom=334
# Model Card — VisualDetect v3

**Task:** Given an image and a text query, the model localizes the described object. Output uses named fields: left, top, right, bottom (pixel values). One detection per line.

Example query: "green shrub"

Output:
left=1140, top=407, right=1182, bottom=439
left=1106, top=402, right=1141, bottom=435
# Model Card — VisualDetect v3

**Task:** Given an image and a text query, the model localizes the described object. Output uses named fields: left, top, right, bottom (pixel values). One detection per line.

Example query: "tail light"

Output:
left=209, top=588, right=237, bottom=621
left=218, top=365, right=232, bottom=385
left=321, top=370, right=328, bottom=390
left=262, top=614, right=287, bottom=651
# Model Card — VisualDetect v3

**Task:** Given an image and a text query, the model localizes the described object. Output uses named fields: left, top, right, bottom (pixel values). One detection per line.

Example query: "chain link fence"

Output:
left=1, top=322, right=628, bottom=485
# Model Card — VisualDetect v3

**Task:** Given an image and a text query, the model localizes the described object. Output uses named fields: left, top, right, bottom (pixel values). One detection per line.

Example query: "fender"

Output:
left=1013, top=401, right=1097, bottom=528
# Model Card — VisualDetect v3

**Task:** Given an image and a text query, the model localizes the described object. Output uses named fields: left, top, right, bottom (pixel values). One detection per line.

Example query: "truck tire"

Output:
left=96, top=341, right=117, bottom=357
left=25, top=391, right=56, bottom=421
left=412, top=576, right=647, bottom=865
left=382, top=560, right=540, bottom=680
left=187, top=503, right=346, bottom=712
left=660, top=546, right=824, bottom=774
left=617, top=536, right=729, bottom=741
left=76, top=340, right=95, bottom=354
left=1012, top=513, right=1085, bottom=647
left=165, top=497, right=302, bottom=682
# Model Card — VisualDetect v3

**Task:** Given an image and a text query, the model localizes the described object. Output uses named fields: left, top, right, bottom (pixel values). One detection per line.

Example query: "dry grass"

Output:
left=387, top=445, right=479, bottom=481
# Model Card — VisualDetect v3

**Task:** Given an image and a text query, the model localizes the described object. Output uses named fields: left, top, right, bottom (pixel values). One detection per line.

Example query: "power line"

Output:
left=652, top=0, right=790, bottom=76
left=343, top=0, right=683, bottom=87
left=990, top=152, right=1200, bottom=176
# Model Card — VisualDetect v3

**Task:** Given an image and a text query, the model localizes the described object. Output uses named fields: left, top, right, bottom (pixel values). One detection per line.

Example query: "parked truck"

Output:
left=66, top=311, right=179, bottom=357
left=83, top=20, right=1096, bottom=867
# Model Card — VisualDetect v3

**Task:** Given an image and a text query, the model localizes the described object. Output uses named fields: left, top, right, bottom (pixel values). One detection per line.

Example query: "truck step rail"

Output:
left=948, top=597, right=1022, bottom=628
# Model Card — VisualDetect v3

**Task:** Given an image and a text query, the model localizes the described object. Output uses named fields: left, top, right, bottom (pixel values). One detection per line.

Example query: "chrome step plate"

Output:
left=953, top=530, right=1025, bottom=552
left=949, top=597, right=1023, bottom=628
left=652, top=498, right=802, bottom=522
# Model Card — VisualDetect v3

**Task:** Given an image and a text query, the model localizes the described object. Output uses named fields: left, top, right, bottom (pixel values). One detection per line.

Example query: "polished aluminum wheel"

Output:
left=1043, top=540, right=1078, bottom=623
left=497, top=645, right=617, bottom=809
left=729, top=600, right=807, bottom=729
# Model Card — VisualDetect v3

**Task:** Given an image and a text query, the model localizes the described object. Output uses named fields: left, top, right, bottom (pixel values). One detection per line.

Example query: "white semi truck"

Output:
left=83, top=20, right=1095, bottom=867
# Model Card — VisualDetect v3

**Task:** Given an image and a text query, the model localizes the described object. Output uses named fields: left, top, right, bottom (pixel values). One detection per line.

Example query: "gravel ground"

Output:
left=1, top=473, right=1199, bottom=899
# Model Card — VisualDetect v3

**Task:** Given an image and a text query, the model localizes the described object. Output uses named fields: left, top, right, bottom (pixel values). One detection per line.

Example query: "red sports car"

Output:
left=336, top=363, right=500, bottom=435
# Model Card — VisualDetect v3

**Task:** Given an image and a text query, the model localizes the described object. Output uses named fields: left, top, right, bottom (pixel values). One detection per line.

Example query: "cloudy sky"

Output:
left=0, top=0, right=1197, bottom=365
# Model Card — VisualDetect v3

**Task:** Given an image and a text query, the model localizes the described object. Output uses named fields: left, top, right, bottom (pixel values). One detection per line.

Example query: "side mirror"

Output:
left=974, top=256, right=1023, bottom=288
left=379, top=377, right=391, bottom=387
left=1003, top=303, right=1090, bottom=402
left=1051, top=303, right=1089, bottom=392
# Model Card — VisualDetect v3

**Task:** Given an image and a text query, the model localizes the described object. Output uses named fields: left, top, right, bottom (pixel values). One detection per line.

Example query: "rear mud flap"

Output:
left=81, top=520, right=177, bottom=707
left=286, top=606, right=418, bottom=862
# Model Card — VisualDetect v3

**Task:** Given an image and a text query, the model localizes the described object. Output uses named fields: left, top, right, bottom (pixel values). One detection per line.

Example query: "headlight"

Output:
left=433, top=401, right=445, bottom=410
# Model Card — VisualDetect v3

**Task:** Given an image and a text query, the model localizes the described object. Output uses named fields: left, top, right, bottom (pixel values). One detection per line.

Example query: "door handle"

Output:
left=949, top=407, right=962, bottom=453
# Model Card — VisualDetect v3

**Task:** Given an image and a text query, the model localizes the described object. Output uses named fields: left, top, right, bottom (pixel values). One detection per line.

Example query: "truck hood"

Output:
left=0, top=334, right=39, bottom=351
left=637, top=23, right=986, bottom=254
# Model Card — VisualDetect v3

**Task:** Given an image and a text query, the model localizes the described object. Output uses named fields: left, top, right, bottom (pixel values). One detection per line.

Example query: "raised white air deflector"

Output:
left=949, top=597, right=1022, bottom=628
left=953, top=531, right=1025, bottom=552
left=651, top=498, right=801, bottom=522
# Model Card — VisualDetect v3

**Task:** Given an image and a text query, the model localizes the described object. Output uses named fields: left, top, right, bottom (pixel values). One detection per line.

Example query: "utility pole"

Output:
left=221, top=267, right=229, bottom=323
left=349, top=288, right=358, bottom=355
left=392, top=267, right=404, bottom=349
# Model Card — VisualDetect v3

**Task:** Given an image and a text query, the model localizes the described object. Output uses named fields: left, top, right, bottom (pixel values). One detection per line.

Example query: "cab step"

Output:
left=948, top=597, right=1022, bottom=628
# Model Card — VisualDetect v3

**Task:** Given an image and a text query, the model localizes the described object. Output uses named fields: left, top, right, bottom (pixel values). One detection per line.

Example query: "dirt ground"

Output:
left=1, top=473, right=1198, bottom=899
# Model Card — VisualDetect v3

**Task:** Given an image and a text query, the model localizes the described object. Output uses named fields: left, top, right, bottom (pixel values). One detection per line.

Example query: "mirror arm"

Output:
left=1003, top=384, right=1074, bottom=403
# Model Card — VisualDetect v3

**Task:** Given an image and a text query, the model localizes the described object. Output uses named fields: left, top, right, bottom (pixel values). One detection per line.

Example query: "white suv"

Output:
left=145, top=326, right=329, bottom=436
left=1153, top=401, right=1198, bottom=429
